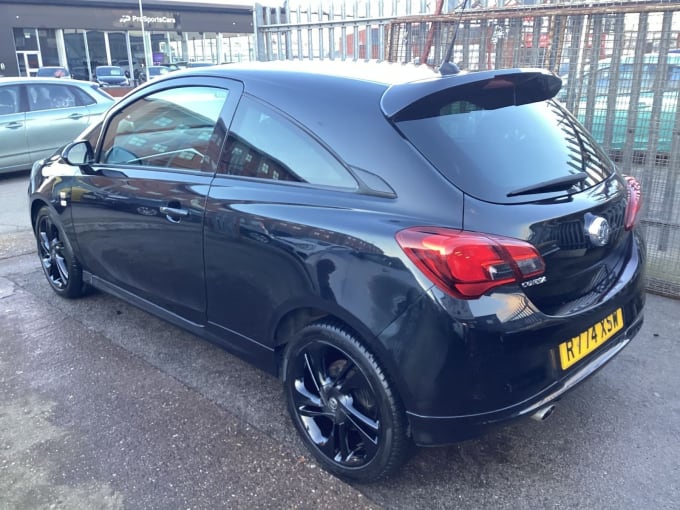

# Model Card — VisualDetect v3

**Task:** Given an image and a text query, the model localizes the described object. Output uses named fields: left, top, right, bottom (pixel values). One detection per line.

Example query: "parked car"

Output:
left=94, top=65, right=130, bottom=87
left=70, top=66, right=91, bottom=81
left=0, top=77, right=114, bottom=174
left=28, top=61, right=646, bottom=482
left=144, top=65, right=171, bottom=81
left=36, top=66, right=71, bottom=79
left=174, top=61, right=215, bottom=69
left=570, top=53, right=680, bottom=153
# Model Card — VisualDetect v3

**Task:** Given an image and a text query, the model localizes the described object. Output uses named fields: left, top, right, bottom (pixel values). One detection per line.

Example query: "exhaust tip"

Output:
left=530, top=404, right=556, bottom=422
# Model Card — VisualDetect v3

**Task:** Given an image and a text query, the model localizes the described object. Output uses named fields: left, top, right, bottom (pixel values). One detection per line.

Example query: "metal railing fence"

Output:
left=253, top=1, right=680, bottom=297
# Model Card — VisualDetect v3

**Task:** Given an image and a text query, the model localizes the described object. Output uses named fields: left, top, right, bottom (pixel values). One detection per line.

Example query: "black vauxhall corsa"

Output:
left=28, top=60, right=646, bottom=482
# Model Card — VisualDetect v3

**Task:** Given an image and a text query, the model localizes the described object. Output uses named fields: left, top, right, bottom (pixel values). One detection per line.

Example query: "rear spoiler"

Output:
left=381, top=68, right=562, bottom=118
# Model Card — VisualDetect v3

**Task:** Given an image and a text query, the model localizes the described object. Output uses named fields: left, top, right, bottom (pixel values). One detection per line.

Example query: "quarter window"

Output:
left=100, top=86, right=228, bottom=172
left=220, top=97, right=357, bottom=189
left=70, top=86, right=97, bottom=106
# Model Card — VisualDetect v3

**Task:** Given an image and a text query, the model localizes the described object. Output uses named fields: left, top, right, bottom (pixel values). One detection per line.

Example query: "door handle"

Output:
left=159, top=206, right=189, bottom=222
left=4, top=122, right=23, bottom=129
left=68, top=113, right=85, bottom=119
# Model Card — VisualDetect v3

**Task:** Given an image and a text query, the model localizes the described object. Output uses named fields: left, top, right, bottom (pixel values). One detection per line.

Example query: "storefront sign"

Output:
left=118, top=13, right=177, bottom=27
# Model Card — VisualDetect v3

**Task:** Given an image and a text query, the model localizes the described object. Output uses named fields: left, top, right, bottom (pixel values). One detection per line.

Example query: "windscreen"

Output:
left=98, top=67, right=123, bottom=77
left=394, top=84, right=615, bottom=204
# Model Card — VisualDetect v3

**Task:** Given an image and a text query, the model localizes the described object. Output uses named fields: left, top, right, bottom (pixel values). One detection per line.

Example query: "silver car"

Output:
left=0, top=77, right=114, bottom=174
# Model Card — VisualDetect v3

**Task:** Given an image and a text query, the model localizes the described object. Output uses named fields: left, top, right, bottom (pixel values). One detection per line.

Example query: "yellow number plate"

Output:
left=558, top=308, right=624, bottom=370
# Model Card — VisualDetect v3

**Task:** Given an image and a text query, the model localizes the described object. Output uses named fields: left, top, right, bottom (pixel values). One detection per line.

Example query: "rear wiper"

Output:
left=507, top=172, right=588, bottom=197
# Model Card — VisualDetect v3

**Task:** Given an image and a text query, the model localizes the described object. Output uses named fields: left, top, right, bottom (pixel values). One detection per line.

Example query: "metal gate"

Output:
left=253, top=1, right=680, bottom=298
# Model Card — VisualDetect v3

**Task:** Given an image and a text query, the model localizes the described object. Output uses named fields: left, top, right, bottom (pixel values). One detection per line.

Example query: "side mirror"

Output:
left=62, top=140, right=93, bottom=166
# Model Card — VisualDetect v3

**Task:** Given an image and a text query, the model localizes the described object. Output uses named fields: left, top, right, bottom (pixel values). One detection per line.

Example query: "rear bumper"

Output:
left=407, top=314, right=643, bottom=446
left=376, top=230, right=646, bottom=446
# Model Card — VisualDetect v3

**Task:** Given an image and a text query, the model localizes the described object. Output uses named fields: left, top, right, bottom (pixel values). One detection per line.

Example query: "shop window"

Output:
left=38, top=29, right=59, bottom=67
left=13, top=28, right=39, bottom=51
left=108, top=33, right=129, bottom=67
left=86, top=31, right=107, bottom=69
left=64, top=30, right=89, bottom=80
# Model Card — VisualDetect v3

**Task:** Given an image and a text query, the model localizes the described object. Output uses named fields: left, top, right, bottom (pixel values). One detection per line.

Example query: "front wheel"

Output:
left=283, top=322, right=411, bottom=482
left=35, top=206, right=84, bottom=298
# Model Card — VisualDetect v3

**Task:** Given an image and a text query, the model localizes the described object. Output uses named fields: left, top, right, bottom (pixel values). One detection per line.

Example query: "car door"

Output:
left=25, top=83, right=93, bottom=162
left=203, top=96, right=361, bottom=346
left=0, top=84, right=29, bottom=172
left=70, top=78, right=242, bottom=324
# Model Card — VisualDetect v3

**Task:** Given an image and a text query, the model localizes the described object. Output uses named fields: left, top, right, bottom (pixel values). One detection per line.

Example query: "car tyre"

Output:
left=35, top=206, right=84, bottom=298
left=283, top=322, right=411, bottom=482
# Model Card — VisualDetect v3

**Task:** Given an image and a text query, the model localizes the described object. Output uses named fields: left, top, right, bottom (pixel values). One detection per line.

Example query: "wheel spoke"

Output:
left=39, top=231, right=50, bottom=253
left=333, top=421, right=352, bottom=463
left=315, top=423, right=337, bottom=459
left=293, top=378, right=322, bottom=409
left=54, top=253, right=69, bottom=283
left=41, top=255, right=52, bottom=271
left=302, top=345, right=328, bottom=391
left=300, top=414, right=333, bottom=449
left=298, top=406, right=330, bottom=418
left=341, top=398, right=380, bottom=450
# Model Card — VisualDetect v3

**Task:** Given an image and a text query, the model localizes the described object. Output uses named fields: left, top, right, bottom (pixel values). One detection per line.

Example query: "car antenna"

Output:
left=438, top=0, right=471, bottom=75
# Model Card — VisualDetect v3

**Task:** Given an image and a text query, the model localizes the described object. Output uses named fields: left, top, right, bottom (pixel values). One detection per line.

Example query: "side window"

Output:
left=100, top=86, right=228, bottom=172
left=220, top=97, right=357, bottom=189
left=27, top=84, right=79, bottom=111
left=70, top=86, right=96, bottom=106
left=0, top=86, right=21, bottom=115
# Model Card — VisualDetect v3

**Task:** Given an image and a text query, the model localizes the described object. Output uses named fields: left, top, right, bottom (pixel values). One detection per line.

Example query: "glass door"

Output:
left=17, top=51, right=42, bottom=77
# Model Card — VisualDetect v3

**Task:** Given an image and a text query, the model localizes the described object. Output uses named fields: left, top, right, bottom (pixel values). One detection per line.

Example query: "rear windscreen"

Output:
left=394, top=88, right=614, bottom=204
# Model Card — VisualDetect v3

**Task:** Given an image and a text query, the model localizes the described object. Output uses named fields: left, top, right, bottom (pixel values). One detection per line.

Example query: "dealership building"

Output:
left=0, top=0, right=255, bottom=79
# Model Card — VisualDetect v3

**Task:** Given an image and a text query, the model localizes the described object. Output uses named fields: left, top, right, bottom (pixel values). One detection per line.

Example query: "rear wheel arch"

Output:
left=273, top=306, right=412, bottom=408
left=273, top=306, right=377, bottom=378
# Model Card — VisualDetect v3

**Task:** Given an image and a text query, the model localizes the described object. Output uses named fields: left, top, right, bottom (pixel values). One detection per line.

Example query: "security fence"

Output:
left=253, top=1, right=680, bottom=297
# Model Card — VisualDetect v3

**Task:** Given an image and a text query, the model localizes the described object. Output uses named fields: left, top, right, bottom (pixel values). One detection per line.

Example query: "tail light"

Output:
left=624, top=175, right=642, bottom=231
left=396, top=227, right=545, bottom=299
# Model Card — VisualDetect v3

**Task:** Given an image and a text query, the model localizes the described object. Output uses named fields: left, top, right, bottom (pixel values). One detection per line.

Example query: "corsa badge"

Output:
left=521, top=275, right=547, bottom=288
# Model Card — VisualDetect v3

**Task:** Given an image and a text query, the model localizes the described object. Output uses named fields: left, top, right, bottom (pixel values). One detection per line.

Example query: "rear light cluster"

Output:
left=396, top=227, right=545, bottom=299
left=624, top=175, right=642, bottom=231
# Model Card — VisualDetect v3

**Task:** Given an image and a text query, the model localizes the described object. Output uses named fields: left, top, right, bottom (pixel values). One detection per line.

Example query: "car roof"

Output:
left=0, top=77, right=86, bottom=86
left=188, top=60, right=440, bottom=86
left=176, top=61, right=558, bottom=117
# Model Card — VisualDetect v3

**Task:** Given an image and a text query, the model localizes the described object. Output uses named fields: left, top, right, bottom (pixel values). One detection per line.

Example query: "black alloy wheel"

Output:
left=35, top=206, right=84, bottom=298
left=284, top=322, right=410, bottom=482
